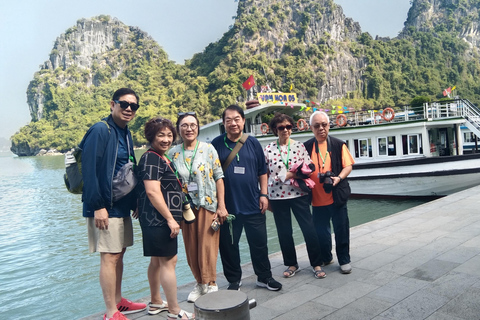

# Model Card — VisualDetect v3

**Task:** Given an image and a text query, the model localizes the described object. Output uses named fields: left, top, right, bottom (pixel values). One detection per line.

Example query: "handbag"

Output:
left=112, top=137, right=138, bottom=202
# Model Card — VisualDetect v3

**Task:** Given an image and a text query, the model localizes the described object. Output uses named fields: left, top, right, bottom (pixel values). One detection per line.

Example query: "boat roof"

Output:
left=199, top=102, right=307, bottom=130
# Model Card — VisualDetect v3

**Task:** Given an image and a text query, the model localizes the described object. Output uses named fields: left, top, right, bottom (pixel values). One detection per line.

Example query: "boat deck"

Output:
left=81, top=186, right=480, bottom=319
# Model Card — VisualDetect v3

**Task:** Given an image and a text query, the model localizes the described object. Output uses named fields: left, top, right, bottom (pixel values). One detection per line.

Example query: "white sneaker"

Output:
left=187, top=283, right=207, bottom=302
left=340, top=263, right=352, bottom=274
left=205, top=283, right=218, bottom=294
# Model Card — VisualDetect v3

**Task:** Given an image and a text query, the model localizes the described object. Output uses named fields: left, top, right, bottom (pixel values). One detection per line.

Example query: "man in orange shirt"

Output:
left=304, top=111, right=355, bottom=274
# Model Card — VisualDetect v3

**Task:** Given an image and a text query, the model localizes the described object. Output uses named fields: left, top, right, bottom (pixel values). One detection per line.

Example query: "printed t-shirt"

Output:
left=211, top=134, right=267, bottom=215
left=137, top=150, right=183, bottom=227
left=310, top=141, right=354, bottom=207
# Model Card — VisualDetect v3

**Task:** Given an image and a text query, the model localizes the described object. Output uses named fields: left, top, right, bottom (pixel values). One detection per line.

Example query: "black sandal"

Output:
left=283, top=264, right=300, bottom=278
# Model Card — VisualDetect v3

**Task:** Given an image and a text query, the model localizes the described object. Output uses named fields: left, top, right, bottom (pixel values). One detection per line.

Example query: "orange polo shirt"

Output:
left=310, top=141, right=355, bottom=207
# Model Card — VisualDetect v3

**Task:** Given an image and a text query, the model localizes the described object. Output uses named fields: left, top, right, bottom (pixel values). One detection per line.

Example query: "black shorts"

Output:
left=141, top=225, right=178, bottom=257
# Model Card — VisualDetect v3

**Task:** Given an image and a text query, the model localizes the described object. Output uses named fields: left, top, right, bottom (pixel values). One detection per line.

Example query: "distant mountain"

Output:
left=10, top=0, right=480, bottom=156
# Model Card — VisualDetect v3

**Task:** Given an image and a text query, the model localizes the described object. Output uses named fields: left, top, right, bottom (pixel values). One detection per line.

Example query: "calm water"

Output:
left=0, top=152, right=428, bottom=320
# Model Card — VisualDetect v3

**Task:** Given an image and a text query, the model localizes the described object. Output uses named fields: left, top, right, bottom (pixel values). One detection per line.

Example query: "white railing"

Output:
left=327, top=98, right=480, bottom=133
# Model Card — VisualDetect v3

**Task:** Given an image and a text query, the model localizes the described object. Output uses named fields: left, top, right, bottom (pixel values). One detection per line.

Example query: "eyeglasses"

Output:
left=277, top=125, right=293, bottom=131
left=178, top=112, right=196, bottom=117
left=312, top=123, right=329, bottom=130
left=114, top=100, right=140, bottom=111
left=180, top=123, right=198, bottom=130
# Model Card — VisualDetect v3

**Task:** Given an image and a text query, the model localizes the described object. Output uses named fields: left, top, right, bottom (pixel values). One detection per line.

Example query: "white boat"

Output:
left=199, top=98, right=480, bottom=197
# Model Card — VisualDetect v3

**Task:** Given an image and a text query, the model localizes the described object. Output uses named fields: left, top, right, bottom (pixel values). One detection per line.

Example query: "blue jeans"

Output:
left=312, top=203, right=351, bottom=265
left=270, top=195, right=322, bottom=267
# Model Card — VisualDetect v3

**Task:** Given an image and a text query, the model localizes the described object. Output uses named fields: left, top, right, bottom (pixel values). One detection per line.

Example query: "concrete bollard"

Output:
left=194, top=290, right=256, bottom=319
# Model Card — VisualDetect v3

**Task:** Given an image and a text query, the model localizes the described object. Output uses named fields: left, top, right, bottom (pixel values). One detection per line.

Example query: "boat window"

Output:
left=378, top=137, right=387, bottom=156
left=354, top=138, right=372, bottom=158
left=464, top=132, right=477, bottom=143
left=402, top=134, right=422, bottom=155
left=377, top=136, right=396, bottom=156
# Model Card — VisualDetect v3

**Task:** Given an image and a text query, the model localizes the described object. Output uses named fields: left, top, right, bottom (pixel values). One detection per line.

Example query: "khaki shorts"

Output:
left=87, top=216, right=134, bottom=253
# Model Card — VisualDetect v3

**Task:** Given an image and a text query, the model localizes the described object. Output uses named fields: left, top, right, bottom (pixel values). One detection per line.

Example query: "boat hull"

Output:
left=348, top=154, right=480, bottom=197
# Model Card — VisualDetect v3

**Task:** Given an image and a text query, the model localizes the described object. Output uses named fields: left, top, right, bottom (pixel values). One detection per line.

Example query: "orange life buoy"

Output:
left=382, top=107, right=395, bottom=122
left=336, top=114, right=347, bottom=127
left=260, top=123, right=269, bottom=134
left=430, top=143, right=436, bottom=153
left=297, top=119, right=308, bottom=131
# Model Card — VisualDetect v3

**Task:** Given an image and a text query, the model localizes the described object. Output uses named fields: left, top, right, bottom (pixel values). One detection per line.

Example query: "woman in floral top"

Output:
left=168, top=112, right=227, bottom=302
left=264, top=113, right=326, bottom=279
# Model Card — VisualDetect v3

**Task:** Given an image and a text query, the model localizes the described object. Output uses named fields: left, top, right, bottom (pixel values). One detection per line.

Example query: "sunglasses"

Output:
left=114, top=100, right=140, bottom=111
left=312, top=123, right=329, bottom=129
left=178, top=112, right=196, bottom=116
left=277, top=125, right=293, bottom=131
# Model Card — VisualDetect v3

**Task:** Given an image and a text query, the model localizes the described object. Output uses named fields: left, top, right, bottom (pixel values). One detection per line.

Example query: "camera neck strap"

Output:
left=314, top=136, right=331, bottom=170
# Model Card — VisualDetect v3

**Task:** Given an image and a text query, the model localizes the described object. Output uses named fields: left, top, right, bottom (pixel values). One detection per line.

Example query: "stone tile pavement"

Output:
left=81, top=185, right=480, bottom=320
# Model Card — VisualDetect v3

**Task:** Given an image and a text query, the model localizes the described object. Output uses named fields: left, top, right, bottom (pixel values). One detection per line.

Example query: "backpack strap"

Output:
left=222, top=134, right=248, bottom=172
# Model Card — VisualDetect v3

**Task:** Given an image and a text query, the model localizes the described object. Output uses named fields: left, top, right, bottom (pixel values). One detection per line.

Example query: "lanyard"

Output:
left=182, top=140, right=199, bottom=180
left=224, top=134, right=242, bottom=162
left=276, top=139, right=291, bottom=169
left=315, top=141, right=329, bottom=170
left=164, top=154, right=179, bottom=180
left=147, top=150, right=182, bottom=188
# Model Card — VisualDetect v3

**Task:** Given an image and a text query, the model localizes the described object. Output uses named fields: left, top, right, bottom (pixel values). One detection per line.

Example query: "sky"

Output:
left=0, top=0, right=411, bottom=140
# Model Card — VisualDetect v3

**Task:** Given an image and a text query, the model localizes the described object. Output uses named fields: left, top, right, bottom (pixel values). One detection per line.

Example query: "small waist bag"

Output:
left=112, top=138, right=138, bottom=202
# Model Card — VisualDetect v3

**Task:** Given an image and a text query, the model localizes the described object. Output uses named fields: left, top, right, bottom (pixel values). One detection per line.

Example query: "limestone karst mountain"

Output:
left=11, top=0, right=480, bottom=156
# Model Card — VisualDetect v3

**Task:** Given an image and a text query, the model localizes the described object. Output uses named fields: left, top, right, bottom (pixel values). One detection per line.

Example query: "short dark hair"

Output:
left=112, top=88, right=139, bottom=104
left=144, top=117, right=176, bottom=144
left=269, top=113, right=294, bottom=136
left=222, top=105, right=245, bottom=122
left=176, top=112, right=200, bottom=135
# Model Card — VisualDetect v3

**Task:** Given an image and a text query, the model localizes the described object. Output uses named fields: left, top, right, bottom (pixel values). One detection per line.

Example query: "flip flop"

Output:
left=148, top=301, right=168, bottom=315
left=283, top=264, right=300, bottom=278
left=313, top=267, right=326, bottom=279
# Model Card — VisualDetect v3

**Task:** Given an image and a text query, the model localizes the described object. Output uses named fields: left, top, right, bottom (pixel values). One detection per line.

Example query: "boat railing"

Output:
left=326, top=98, right=480, bottom=130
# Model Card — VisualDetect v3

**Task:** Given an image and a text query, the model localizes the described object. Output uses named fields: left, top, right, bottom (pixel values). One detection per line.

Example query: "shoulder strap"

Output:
left=222, top=134, right=248, bottom=172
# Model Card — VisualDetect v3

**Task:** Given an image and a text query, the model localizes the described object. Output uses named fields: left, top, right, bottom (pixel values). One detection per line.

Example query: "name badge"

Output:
left=234, top=166, right=245, bottom=174
left=187, top=182, right=198, bottom=192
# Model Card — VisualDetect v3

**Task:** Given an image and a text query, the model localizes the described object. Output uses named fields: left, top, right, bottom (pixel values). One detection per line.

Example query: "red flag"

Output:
left=447, top=87, right=452, bottom=93
left=443, top=90, right=447, bottom=96
left=242, top=75, right=255, bottom=90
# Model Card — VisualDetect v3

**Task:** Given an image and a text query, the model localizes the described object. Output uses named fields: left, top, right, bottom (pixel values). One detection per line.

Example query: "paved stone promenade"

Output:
left=82, top=186, right=480, bottom=320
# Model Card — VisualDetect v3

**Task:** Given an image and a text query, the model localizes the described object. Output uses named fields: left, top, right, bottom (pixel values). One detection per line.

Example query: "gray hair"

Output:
left=309, top=111, right=330, bottom=125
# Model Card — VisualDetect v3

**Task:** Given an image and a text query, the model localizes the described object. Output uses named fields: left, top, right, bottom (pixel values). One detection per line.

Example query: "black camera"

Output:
left=318, top=171, right=334, bottom=193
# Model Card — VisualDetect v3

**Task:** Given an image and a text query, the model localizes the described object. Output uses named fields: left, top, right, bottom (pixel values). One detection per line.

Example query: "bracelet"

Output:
left=260, top=194, right=269, bottom=198
left=338, top=176, right=343, bottom=182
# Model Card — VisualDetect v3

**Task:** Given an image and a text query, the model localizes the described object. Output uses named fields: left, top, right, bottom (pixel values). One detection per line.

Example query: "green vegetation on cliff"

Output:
left=10, top=0, right=480, bottom=155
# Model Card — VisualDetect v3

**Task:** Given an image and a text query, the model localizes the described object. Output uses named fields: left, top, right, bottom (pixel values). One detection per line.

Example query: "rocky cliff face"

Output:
left=402, top=0, right=480, bottom=48
left=212, top=0, right=367, bottom=102
left=26, top=16, right=155, bottom=122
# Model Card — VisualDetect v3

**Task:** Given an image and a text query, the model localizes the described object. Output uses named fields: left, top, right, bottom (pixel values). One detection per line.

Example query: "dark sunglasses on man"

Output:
left=114, top=100, right=140, bottom=111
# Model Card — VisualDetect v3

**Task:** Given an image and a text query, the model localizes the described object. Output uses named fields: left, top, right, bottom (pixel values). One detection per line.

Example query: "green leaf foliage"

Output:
left=10, top=1, right=480, bottom=155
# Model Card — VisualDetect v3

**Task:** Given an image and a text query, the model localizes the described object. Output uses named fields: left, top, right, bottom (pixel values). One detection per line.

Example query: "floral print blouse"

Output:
left=169, top=141, right=224, bottom=213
